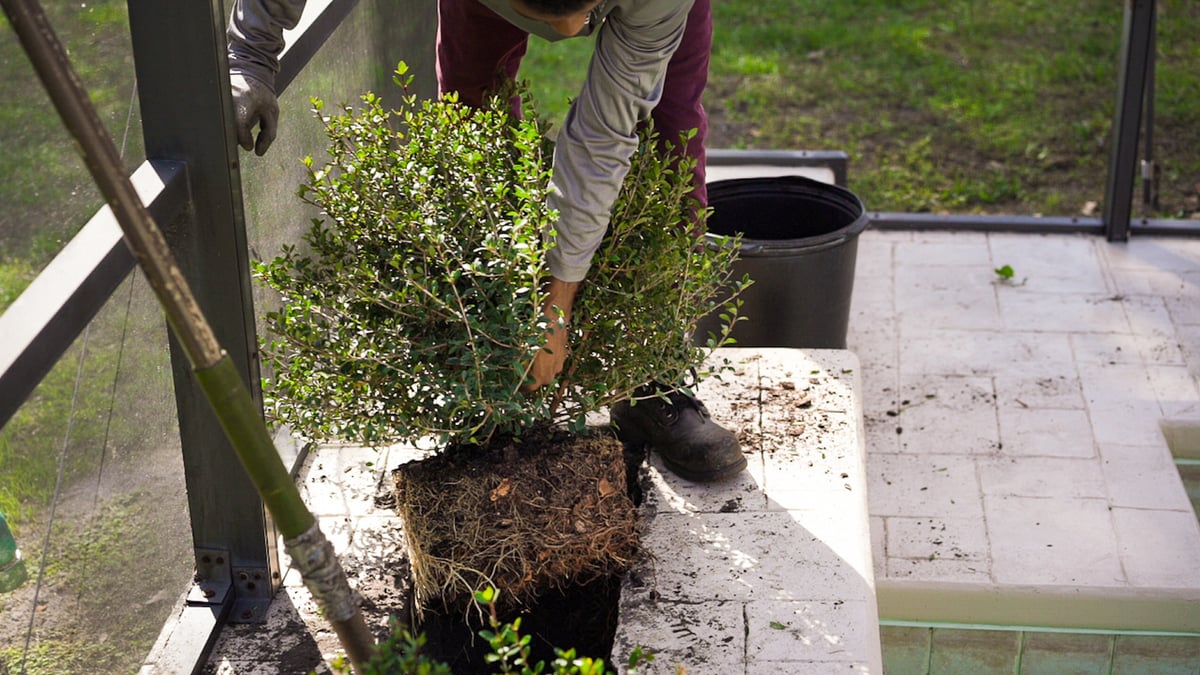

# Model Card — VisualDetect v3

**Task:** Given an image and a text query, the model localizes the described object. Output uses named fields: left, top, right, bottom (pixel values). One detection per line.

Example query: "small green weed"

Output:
left=993, top=264, right=1027, bottom=286
left=331, top=587, right=658, bottom=675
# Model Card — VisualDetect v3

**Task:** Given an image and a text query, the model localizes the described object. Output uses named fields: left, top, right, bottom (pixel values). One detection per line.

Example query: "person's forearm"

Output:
left=227, top=0, right=307, bottom=84
left=543, top=276, right=580, bottom=323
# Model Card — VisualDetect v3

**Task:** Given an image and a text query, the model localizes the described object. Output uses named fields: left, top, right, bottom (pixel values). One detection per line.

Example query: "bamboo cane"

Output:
left=0, top=0, right=375, bottom=669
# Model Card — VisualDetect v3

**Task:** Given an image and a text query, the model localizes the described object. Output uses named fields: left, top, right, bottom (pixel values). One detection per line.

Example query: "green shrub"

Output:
left=255, top=64, right=745, bottom=449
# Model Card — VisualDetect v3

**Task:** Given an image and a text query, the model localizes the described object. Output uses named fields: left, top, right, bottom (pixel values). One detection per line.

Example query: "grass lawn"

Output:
left=518, top=0, right=1200, bottom=219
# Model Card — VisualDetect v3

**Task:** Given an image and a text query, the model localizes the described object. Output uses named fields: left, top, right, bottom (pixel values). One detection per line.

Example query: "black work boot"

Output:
left=611, top=388, right=747, bottom=482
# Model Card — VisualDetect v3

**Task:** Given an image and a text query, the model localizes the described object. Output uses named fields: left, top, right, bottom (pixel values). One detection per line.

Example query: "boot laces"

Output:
left=666, top=389, right=711, bottom=422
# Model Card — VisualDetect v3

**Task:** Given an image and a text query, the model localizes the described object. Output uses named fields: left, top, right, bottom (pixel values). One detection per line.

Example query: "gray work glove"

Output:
left=230, top=72, right=278, bottom=156
left=227, top=0, right=307, bottom=156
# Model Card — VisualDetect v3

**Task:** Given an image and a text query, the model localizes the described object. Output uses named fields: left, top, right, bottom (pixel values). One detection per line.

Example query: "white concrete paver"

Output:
left=613, top=349, right=882, bottom=674
left=853, top=230, right=1200, bottom=631
left=206, top=229, right=1200, bottom=671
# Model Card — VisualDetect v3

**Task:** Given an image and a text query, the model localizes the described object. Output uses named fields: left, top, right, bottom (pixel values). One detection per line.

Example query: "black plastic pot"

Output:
left=695, top=176, right=870, bottom=349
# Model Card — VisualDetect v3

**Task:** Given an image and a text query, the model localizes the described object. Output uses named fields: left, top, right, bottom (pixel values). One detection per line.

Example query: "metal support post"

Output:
left=125, top=0, right=281, bottom=619
left=1103, top=0, right=1156, bottom=241
left=1140, top=3, right=1158, bottom=211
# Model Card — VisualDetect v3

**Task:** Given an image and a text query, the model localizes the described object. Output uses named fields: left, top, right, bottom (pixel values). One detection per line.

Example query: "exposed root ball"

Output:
left=393, top=429, right=638, bottom=614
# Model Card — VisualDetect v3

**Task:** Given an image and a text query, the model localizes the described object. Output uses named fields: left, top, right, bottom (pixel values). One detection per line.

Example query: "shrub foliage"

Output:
left=255, top=64, right=745, bottom=449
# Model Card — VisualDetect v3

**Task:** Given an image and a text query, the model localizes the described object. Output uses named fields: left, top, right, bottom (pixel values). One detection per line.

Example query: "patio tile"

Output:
left=848, top=320, right=898, bottom=384
left=759, top=380, right=855, bottom=457
left=896, top=237, right=993, bottom=268
left=985, top=495, right=1125, bottom=586
left=900, top=330, right=1075, bottom=378
left=850, top=265, right=894, bottom=306
left=866, top=453, right=983, bottom=519
left=763, top=457, right=865, bottom=513
left=870, top=516, right=887, bottom=570
left=1111, top=507, right=1200, bottom=588
left=297, top=445, right=393, bottom=517
left=884, top=515, right=989, bottom=562
left=202, top=586, right=325, bottom=673
left=1099, top=238, right=1200, bottom=273
left=1108, top=265, right=1200, bottom=297
left=897, top=284, right=1008, bottom=331
left=637, top=511, right=871, bottom=603
left=611, top=599, right=745, bottom=675
left=864, top=414, right=902, bottom=456
left=1161, top=294, right=1200, bottom=326
left=1119, top=296, right=1190, bottom=365
left=342, top=514, right=405, bottom=563
left=1098, top=443, right=1194, bottom=511
left=859, top=358, right=902, bottom=458
left=977, top=457, right=1107, bottom=499
left=1146, top=364, right=1200, bottom=417
left=1078, top=362, right=1157, bottom=404
left=1179, top=331, right=1200, bottom=380
left=894, top=374, right=1000, bottom=455
left=643, top=455, right=767, bottom=515
left=884, top=555, right=991, bottom=582
left=745, top=598, right=877, bottom=664
left=694, top=358, right=762, bottom=436
left=1087, top=399, right=1171, bottom=447
left=997, top=273, right=1112, bottom=295
left=854, top=234, right=895, bottom=277
left=1018, top=631, right=1113, bottom=675
left=896, top=261, right=998, bottom=292
left=987, top=233, right=1110, bottom=294
left=993, top=372, right=1085, bottom=410
left=998, top=292, right=1129, bottom=333
left=995, top=407, right=1096, bottom=458
left=1070, top=332, right=1153, bottom=365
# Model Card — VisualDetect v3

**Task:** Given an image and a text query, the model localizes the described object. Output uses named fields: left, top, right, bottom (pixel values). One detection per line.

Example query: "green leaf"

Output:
left=994, top=264, right=1015, bottom=279
left=769, top=620, right=788, bottom=630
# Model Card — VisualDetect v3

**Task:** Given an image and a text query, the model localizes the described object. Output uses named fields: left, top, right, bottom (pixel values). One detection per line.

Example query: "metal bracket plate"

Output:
left=229, top=565, right=273, bottom=623
left=187, top=547, right=231, bottom=606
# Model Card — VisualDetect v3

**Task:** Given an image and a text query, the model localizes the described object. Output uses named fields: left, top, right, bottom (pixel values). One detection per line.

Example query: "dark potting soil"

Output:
left=408, top=572, right=623, bottom=672
left=394, top=439, right=648, bottom=673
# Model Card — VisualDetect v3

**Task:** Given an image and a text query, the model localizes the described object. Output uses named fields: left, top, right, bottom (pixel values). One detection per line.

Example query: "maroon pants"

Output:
left=435, top=0, right=712, bottom=208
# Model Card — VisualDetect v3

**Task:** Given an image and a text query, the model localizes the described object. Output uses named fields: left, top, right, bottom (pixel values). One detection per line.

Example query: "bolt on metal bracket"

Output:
left=229, top=565, right=273, bottom=623
left=187, top=547, right=231, bottom=606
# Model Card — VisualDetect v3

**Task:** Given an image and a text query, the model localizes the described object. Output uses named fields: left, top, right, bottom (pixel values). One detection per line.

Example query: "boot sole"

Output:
left=660, top=451, right=748, bottom=483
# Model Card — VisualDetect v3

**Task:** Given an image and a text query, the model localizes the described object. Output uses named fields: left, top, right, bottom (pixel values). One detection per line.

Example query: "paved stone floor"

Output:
left=848, top=229, right=1200, bottom=630
left=203, top=229, right=1200, bottom=673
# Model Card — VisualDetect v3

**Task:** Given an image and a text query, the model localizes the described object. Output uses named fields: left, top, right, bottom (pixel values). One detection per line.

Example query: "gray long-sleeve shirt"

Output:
left=230, top=0, right=695, bottom=282
left=479, top=0, right=696, bottom=282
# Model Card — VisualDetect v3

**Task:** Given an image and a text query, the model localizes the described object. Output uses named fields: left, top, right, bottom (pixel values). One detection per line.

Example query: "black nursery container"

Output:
left=695, top=175, right=870, bottom=349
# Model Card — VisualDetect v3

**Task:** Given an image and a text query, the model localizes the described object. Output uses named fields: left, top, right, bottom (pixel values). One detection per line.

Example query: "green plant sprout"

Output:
left=993, top=264, right=1027, bottom=286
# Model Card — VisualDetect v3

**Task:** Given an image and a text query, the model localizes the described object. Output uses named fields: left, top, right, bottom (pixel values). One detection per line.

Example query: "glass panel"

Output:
left=1147, top=2, right=1200, bottom=219
left=703, top=1, right=1138, bottom=217
left=0, top=0, right=144, bottom=311
left=0, top=269, right=191, bottom=675
left=242, top=0, right=437, bottom=451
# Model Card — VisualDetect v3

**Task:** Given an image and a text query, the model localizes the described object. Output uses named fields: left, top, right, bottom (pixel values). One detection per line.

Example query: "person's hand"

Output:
left=520, top=277, right=580, bottom=393
left=230, top=72, right=279, bottom=156
left=522, top=316, right=570, bottom=393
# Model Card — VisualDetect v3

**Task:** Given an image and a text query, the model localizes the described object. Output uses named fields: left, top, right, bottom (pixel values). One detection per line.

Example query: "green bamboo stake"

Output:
left=0, top=0, right=375, bottom=668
